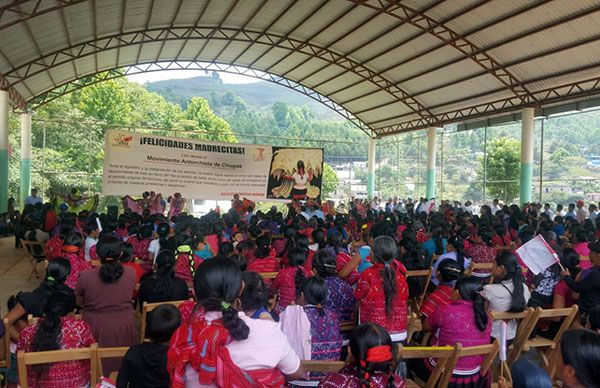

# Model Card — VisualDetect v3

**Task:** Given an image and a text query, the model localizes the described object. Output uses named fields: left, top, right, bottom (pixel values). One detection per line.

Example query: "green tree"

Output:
left=272, top=101, right=289, bottom=129
left=322, top=163, right=338, bottom=199
left=484, top=137, right=520, bottom=203
left=185, top=97, right=237, bottom=143
left=76, top=79, right=131, bottom=124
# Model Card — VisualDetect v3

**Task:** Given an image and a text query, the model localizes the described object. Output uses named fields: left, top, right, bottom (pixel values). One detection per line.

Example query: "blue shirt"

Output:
left=25, top=195, right=42, bottom=206
left=422, top=238, right=447, bottom=260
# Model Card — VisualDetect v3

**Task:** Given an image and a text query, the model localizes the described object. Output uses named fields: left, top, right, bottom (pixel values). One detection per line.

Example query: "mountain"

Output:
left=145, top=73, right=338, bottom=119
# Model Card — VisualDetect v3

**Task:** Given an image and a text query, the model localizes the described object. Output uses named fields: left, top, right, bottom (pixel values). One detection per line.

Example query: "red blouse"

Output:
left=420, top=284, right=453, bottom=318
left=248, top=256, right=280, bottom=274
left=174, top=253, right=203, bottom=283
left=271, top=266, right=310, bottom=314
left=354, top=261, right=409, bottom=339
left=17, top=316, right=96, bottom=388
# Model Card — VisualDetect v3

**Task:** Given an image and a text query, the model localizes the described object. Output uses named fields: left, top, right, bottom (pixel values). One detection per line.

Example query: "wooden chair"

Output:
left=524, top=305, right=578, bottom=379
left=16, top=344, right=99, bottom=388
left=140, top=300, right=189, bottom=342
left=405, top=269, right=433, bottom=313
left=21, top=240, right=46, bottom=280
left=28, top=313, right=82, bottom=326
left=492, top=307, right=541, bottom=366
left=340, top=320, right=357, bottom=333
left=406, top=312, right=423, bottom=344
left=1, top=317, right=10, bottom=371
left=400, top=344, right=460, bottom=388
left=471, top=262, right=494, bottom=271
left=91, top=259, right=101, bottom=267
left=94, top=346, right=129, bottom=383
left=448, top=342, right=499, bottom=387
left=258, top=272, right=278, bottom=279
left=301, top=359, right=345, bottom=373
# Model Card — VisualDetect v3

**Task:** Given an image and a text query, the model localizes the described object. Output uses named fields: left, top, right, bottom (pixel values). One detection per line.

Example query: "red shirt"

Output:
left=247, top=256, right=279, bottom=274
left=336, top=252, right=358, bottom=285
left=17, top=316, right=95, bottom=388
left=174, top=253, right=203, bottom=283
left=304, top=250, right=315, bottom=274
left=44, top=235, right=64, bottom=260
left=44, top=210, right=58, bottom=233
left=420, top=284, right=453, bottom=318
left=354, top=261, right=409, bottom=339
left=63, top=251, right=92, bottom=289
left=271, top=266, right=310, bottom=314
left=127, top=236, right=151, bottom=261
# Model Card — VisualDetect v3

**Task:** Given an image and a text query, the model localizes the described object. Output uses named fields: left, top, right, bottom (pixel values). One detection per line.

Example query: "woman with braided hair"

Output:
left=318, top=323, right=404, bottom=387
left=17, top=268, right=95, bottom=387
left=167, top=258, right=303, bottom=387
left=173, top=233, right=204, bottom=283
left=138, top=249, right=189, bottom=306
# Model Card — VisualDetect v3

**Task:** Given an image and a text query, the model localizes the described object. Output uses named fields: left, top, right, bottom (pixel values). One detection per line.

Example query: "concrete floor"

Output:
left=0, top=237, right=40, bottom=316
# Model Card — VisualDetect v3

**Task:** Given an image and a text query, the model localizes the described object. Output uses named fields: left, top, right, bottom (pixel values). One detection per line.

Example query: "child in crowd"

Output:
left=173, top=234, right=203, bottom=283
left=248, top=235, right=279, bottom=274
left=319, top=323, right=404, bottom=387
left=117, top=304, right=181, bottom=388
left=271, top=247, right=309, bottom=315
left=129, top=224, right=153, bottom=262
left=312, top=249, right=355, bottom=323
left=240, top=271, right=273, bottom=320
left=355, top=236, right=409, bottom=343
left=84, top=221, right=100, bottom=261
left=290, top=276, right=342, bottom=387
left=61, top=233, right=92, bottom=289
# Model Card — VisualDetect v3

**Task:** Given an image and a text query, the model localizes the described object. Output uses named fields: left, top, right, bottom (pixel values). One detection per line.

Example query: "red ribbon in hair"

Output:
left=61, top=245, right=80, bottom=253
left=366, top=345, right=393, bottom=363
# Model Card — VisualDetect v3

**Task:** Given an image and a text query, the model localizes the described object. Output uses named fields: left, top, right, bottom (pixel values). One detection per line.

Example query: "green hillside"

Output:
left=146, top=73, right=336, bottom=118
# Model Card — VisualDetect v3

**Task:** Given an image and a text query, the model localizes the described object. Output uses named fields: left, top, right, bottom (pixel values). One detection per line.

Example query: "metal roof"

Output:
left=1, top=0, right=600, bottom=137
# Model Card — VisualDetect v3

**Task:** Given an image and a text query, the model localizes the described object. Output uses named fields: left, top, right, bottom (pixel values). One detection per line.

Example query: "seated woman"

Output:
left=17, top=277, right=95, bottom=388
left=240, top=271, right=273, bottom=320
left=422, top=225, right=447, bottom=262
left=4, top=259, right=73, bottom=343
left=466, top=230, right=496, bottom=279
left=318, top=323, right=404, bottom=387
left=415, top=277, right=492, bottom=387
left=481, top=252, right=530, bottom=343
left=60, top=233, right=92, bottom=289
left=312, top=250, right=355, bottom=323
left=139, top=250, right=190, bottom=307
left=271, top=247, right=309, bottom=315
left=420, top=259, right=463, bottom=319
left=76, top=235, right=138, bottom=374
left=173, top=234, right=204, bottom=283
left=167, top=258, right=303, bottom=387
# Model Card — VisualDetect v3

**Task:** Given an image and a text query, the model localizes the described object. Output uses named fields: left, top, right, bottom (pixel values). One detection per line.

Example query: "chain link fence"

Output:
left=7, top=110, right=600, bottom=212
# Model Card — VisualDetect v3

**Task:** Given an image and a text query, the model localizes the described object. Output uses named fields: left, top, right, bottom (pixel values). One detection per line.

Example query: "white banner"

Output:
left=102, top=130, right=324, bottom=201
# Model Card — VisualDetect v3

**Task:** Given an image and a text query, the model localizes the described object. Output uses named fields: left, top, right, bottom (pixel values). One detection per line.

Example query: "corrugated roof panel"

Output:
left=215, top=41, right=254, bottom=64
left=328, top=10, right=394, bottom=56
left=291, top=1, right=356, bottom=43
left=368, top=33, right=447, bottom=74
left=416, top=74, right=506, bottom=109
left=282, top=57, right=332, bottom=83
left=64, top=2, right=95, bottom=46
left=358, top=102, right=416, bottom=125
left=424, top=0, right=486, bottom=28
left=148, top=0, right=182, bottom=28
left=49, top=62, right=77, bottom=86
left=194, top=39, right=229, bottom=62
left=382, top=45, right=464, bottom=83
left=122, top=0, right=151, bottom=32
left=96, top=49, right=119, bottom=71
left=402, top=59, right=485, bottom=96
left=200, top=0, right=240, bottom=25
left=429, top=89, right=517, bottom=115
left=233, top=44, right=272, bottom=67
left=489, top=13, right=600, bottom=65
left=525, top=65, right=600, bottom=93
left=159, top=40, right=187, bottom=60
left=137, top=41, right=165, bottom=63
left=27, top=12, right=68, bottom=56
left=73, top=56, right=96, bottom=75
left=331, top=86, right=382, bottom=105
left=23, top=71, right=55, bottom=98
left=175, top=40, right=205, bottom=61
left=224, top=0, right=265, bottom=28
left=173, top=0, right=209, bottom=26
left=315, top=73, right=366, bottom=97
left=509, top=42, right=600, bottom=84
left=466, top=0, right=596, bottom=49
left=269, top=0, right=322, bottom=36
left=1, top=24, right=39, bottom=68
left=96, top=1, right=122, bottom=36
left=350, top=23, right=423, bottom=64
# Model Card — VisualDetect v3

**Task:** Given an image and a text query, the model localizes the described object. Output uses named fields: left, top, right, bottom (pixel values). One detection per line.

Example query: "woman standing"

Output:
left=75, top=235, right=137, bottom=374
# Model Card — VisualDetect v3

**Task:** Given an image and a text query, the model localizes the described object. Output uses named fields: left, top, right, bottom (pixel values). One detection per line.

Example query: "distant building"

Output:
left=533, top=183, right=572, bottom=194
left=586, top=193, right=600, bottom=202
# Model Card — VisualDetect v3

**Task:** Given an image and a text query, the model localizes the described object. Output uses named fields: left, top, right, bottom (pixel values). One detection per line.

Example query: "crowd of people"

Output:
left=1, top=194, right=600, bottom=387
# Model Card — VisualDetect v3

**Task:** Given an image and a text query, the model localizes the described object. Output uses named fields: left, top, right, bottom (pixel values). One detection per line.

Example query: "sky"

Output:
left=127, top=70, right=260, bottom=85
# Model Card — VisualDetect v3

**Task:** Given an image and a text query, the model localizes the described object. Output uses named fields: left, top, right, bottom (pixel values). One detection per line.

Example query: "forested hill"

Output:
left=146, top=73, right=335, bottom=118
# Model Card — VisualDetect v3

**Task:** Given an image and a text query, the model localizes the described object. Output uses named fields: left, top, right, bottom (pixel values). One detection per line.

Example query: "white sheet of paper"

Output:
left=515, top=234, right=559, bottom=275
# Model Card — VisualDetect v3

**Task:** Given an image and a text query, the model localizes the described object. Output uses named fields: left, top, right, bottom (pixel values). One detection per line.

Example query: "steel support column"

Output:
left=20, top=112, right=32, bottom=209
left=520, top=108, right=535, bottom=205
left=367, top=137, right=377, bottom=199
left=0, top=90, right=8, bottom=212
left=426, top=127, right=437, bottom=199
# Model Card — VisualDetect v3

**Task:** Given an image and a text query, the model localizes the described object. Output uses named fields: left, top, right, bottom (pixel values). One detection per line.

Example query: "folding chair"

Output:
left=406, top=312, right=423, bottom=344
left=524, top=305, right=578, bottom=379
left=440, top=342, right=499, bottom=387
left=405, top=268, right=433, bottom=313
left=140, top=300, right=189, bottom=342
left=340, top=320, right=357, bottom=333
left=491, top=307, right=541, bottom=366
left=95, top=346, right=130, bottom=383
left=400, top=344, right=461, bottom=388
left=1, top=317, right=10, bottom=370
left=21, top=240, right=46, bottom=280
left=16, top=343, right=99, bottom=388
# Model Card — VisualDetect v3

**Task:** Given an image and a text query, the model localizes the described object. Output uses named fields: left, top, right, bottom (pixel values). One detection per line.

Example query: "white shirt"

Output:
left=491, top=204, right=502, bottom=214
left=482, top=280, right=531, bottom=340
left=184, top=311, right=300, bottom=387
left=292, top=172, right=308, bottom=189
left=84, top=237, right=97, bottom=261
left=148, top=239, right=160, bottom=264
left=544, top=209, right=554, bottom=221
